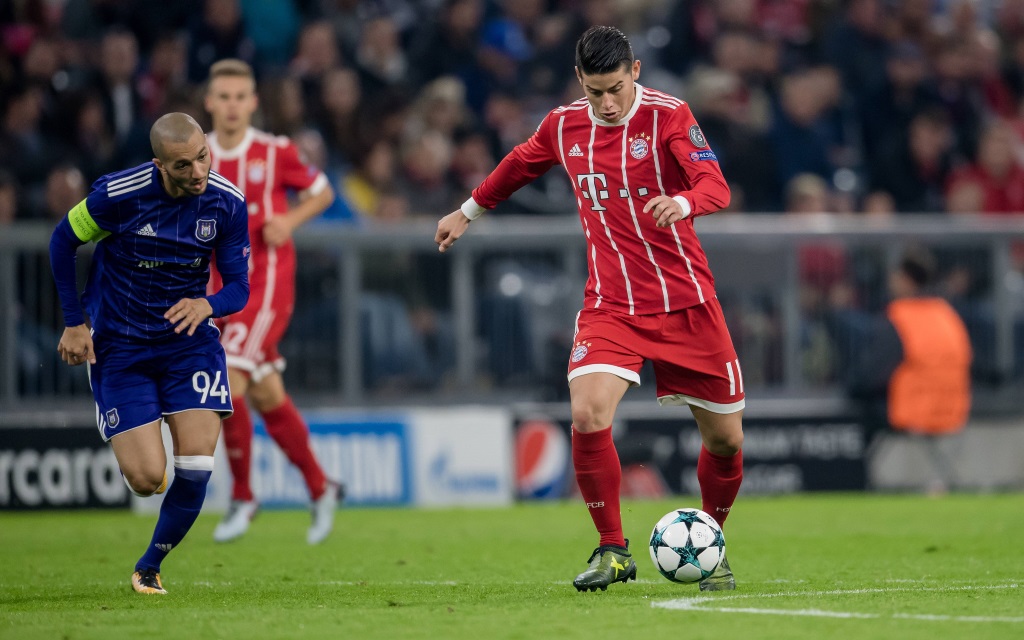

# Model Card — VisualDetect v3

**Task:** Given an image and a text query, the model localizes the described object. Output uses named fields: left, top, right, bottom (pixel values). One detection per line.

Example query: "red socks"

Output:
left=222, top=399, right=254, bottom=502
left=697, top=446, right=743, bottom=528
left=262, top=398, right=328, bottom=500
left=572, top=426, right=625, bottom=548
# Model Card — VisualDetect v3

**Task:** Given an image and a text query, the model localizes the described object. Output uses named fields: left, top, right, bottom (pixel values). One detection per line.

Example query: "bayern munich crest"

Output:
left=629, top=133, right=651, bottom=160
left=571, top=341, right=591, bottom=363
left=195, top=218, right=217, bottom=242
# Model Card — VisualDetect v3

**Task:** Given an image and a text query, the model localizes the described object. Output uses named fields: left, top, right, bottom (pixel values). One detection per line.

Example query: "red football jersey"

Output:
left=468, top=85, right=731, bottom=315
left=208, top=127, right=329, bottom=304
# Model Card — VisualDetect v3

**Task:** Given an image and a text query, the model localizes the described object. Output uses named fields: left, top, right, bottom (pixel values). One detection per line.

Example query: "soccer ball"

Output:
left=649, top=508, right=725, bottom=583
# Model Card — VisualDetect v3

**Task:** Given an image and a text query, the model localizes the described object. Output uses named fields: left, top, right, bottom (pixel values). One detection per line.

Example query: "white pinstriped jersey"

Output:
left=471, top=85, right=731, bottom=315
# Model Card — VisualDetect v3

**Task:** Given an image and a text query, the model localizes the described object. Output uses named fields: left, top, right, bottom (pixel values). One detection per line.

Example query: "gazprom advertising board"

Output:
left=134, top=407, right=513, bottom=513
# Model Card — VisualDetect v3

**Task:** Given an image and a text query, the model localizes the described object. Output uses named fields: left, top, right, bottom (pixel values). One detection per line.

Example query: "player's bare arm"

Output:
left=165, top=297, right=215, bottom=336
left=263, top=185, right=335, bottom=248
left=435, top=209, right=472, bottom=253
left=57, top=324, right=96, bottom=366
left=643, top=195, right=688, bottom=228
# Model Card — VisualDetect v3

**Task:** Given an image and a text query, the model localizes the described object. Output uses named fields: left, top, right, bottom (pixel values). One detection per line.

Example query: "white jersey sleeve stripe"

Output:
left=557, top=115, right=567, bottom=166
left=106, top=173, right=151, bottom=194
left=641, top=99, right=680, bottom=110
left=208, top=174, right=245, bottom=201
left=107, top=178, right=153, bottom=197
left=106, top=167, right=152, bottom=188
left=209, top=171, right=245, bottom=199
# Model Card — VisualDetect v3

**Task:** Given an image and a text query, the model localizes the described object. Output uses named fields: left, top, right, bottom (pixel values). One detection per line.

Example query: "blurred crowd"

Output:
left=4, top=0, right=1024, bottom=396
left=4, top=0, right=1024, bottom=225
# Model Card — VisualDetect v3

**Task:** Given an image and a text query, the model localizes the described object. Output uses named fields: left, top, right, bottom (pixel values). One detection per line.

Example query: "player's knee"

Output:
left=250, top=391, right=282, bottom=413
left=570, top=403, right=613, bottom=432
left=704, top=430, right=743, bottom=456
left=122, top=469, right=166, bottom=497
left=248, top=380, right=285, bottom=413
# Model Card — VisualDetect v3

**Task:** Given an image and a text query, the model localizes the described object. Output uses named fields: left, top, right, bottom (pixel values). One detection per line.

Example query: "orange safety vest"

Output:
left=886, top=298, right=972, bottom=434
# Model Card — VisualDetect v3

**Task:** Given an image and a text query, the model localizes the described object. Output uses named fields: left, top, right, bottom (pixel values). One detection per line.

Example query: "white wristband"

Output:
left=672, top=195, right=692, bottom=219
left=460, top=196, right=486, bottom=221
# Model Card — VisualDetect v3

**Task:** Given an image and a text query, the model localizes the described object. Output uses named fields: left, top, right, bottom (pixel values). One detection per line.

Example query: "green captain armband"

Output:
left=67, top=199, right=111, bottom=242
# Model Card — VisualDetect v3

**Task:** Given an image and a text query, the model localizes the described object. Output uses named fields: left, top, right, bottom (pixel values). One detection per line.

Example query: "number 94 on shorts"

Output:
left=90, top=330, right=234, bottom=442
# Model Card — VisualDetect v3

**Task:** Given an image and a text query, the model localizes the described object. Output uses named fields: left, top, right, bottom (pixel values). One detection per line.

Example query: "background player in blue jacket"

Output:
left=49, top=112, right=251, bottom=595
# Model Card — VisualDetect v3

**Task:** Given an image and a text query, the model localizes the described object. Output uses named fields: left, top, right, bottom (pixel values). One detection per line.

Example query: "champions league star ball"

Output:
left=649, top=508, right=725, bottom=583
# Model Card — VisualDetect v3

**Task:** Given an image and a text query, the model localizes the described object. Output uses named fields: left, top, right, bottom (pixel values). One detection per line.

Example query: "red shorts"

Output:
left=217, top=292, right=293, bottom=382
left=567, top=297, right=744, bottom=413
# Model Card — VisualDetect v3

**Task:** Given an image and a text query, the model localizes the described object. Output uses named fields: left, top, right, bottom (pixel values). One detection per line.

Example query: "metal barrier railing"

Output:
left=3, top=214, right=1024, bottom=408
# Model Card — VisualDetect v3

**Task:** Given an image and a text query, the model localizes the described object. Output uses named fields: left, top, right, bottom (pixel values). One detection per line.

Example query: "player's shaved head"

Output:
left=150, top=113, right=204, bottom=160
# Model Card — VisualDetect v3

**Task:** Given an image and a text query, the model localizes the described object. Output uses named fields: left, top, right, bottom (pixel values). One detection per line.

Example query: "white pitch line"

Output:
left=653, top=583, right=1024, bottom=623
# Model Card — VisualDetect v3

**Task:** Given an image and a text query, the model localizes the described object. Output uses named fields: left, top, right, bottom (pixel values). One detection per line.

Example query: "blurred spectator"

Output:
left=786, top=173, right=849, bottom=382
left=187, top=0, right=257, bottom=83
left=340, top=140, right=399, bottom=219
left=868, top=107, right=955, bottom=213
left=946, top=119, right=1024, bottom=214
left=844, top=247, right=972, bottom=494
left=861, top=40, right=940, bottom=166
left=259, top=74, right=307, bottom=137
left=316, top=66, right=364, bottom=168
left=239, top=0, right=301, bottom=69
left=0, top=170, right=17, bottom=225
left=407, top=0, right=488, bottom=104
left=40, top=164, right=86, bottom=222
left=355, top=16, right=409, bottom=95
left=769, top=68, right=842, bottom=193
left=96, top=28, right=150, bottom=164
left=290, top=19, right=343, bottom=115
left=404, top=76, right=472, bottom=140
left=687, top=67, right=778, bottom=211
left=293, top=127, right=357, bottom=223
left=477, top=0, right=543, bottom=94
left=0, top=81, right=62, bottom=200
left=137, top=32, right=189, bottom=120
left=450, top=128, right=496, bottom=194
left=933, top=37, right=987, bottom=158
left=823, top=0, right=889, bottom=101
left=395, top=129, right=458, bottom=215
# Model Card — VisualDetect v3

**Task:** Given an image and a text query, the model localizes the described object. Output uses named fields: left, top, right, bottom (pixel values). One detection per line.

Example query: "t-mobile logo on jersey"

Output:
left=576, top=173, right=610, bottom=211
left=577, top=173, right=650, bottom=213
left=586, top=501, right=605, bottom=508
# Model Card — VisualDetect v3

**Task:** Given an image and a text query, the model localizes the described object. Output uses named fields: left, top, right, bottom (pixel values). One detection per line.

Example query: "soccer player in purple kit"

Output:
left=49, top=113, right=251, bottom=595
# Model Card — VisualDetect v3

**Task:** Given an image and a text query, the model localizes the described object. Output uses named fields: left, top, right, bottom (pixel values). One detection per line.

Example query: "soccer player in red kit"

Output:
left=435, top=27, right=743, bottom=591
left=205, top=59, right=342, bottom=544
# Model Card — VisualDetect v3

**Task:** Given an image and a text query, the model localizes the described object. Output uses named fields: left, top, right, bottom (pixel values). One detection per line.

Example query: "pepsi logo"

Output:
left=515, top=419, right=569, bottom=500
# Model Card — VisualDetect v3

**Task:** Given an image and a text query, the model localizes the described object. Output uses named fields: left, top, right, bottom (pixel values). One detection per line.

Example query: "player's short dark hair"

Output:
left=899, top=246, right=937, bottom=288
left=575, top=26, right=634, bottom=76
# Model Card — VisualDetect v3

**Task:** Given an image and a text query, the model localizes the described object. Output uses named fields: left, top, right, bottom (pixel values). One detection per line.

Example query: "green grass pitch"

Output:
left=2, top=494, right=1022, bottom=640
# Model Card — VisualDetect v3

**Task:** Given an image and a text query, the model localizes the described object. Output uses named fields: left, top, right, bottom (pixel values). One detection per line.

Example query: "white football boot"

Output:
left=307, top=481, right=345, bottom=545
left=213, top=500, right=259, bottom=543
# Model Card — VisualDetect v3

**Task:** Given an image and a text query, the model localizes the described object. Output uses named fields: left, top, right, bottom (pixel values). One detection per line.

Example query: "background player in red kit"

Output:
left=205, top=59, right=341, bottom=544
left=435, top=26, right=744, bottom=592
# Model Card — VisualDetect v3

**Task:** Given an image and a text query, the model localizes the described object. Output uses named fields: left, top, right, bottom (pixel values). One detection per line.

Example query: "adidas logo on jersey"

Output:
left=568, top=143, right=584, bottom=157
left=136, top=223, right=156, bottom=237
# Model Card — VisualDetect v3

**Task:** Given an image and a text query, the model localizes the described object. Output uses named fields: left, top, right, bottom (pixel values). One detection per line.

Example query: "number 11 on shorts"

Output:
left=193, top=370, right=229, bottom=404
